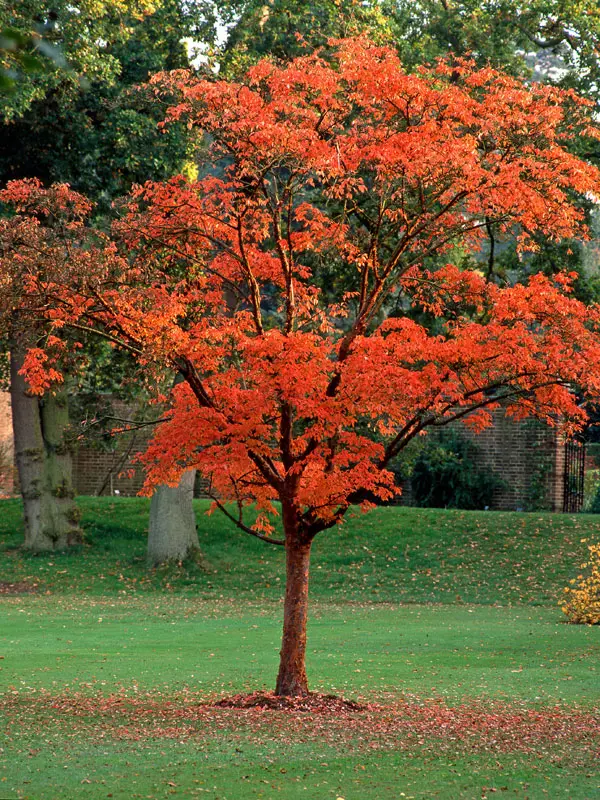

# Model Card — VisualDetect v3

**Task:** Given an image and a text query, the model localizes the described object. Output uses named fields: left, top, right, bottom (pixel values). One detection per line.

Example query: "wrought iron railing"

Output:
left=563, top=440, right=586, bottom=513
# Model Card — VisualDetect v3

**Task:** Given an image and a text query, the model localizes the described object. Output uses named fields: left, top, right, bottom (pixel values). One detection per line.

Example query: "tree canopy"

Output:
left=0, top=0, right=204, bottom=205
left=0, top=0, right=158, bottom=119
left=218, top=0, right=600, bottom=101
left=3, top=37, right=600, bottom=693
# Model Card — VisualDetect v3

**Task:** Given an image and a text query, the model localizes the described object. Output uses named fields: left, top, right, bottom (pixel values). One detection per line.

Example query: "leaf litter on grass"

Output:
left=2, top=690, right=599, bottom=762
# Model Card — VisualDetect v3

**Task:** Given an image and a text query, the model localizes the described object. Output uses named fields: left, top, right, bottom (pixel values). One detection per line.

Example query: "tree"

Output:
left=147, top=470, right=199, bottom=564
left=0, top=182, right=92, bottom=549
left=216, top=0, right=600, bottom=100
left=3, top=39, right=600, bottom=693
left=9, top=349, right=81, bottom=549
left=146, top=374, right=200, bottom=565
left=216, top=0, right=393, bottom=77
left=0, top=180, right=200, bottom=557
left=1, top=0, right=204, bottom=555
left=0, top=0, right=155, bottom=121
left=388, top=0, right=600, bottom=99
left=216, top=2, right=600, bottom=302
left=0, top=0, right=200, bottom=204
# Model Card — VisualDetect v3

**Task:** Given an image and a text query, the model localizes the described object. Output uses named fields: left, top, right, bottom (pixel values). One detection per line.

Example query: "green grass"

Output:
left=0, top=497, right=597, bottom=604
left=2, top=597, right=599, bottom=704
left=4, top=735, right=597, bottom=800
left=1, top=499, right=599, bottom=799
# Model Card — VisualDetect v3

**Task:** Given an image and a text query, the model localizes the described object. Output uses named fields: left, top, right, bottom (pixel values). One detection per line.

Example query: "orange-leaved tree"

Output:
left=3, top=38, right=600, bottom=696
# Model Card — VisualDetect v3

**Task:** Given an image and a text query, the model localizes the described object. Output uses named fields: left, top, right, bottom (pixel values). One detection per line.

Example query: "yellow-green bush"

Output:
left=562, top=541, right=600, bottom=625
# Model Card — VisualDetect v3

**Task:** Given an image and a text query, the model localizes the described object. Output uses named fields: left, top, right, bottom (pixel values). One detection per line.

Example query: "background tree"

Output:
left=4, top=40, right=600, bottom=692
left=0, top=0, right=203, bottom=203
left=1, top=1, right=153, bottom=549
left=216, top=0, right=600, bottom=95
left=387, top=1, right=600, bottom=302
left=389, top=0, right=600, bottom=99
left=216, top=0, right=393, bottom=78
left=0, top=0, right=205, bottom=554
left=0, top=0, right=157, bottom=120
left=0, top=183, right=95, bottom=549
left=0, top=177, right=200, bottom=557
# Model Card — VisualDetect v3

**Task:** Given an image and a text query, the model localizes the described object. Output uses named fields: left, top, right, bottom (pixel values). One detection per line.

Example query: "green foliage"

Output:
left=586, top=478, right=600, bottom=514
left=66, top=337, right=158, bottom=451
left=217, top=0, right=600, bottom=101
left=519, top=421, right=555, bottom=512
left=0, top=26, right=46, bottom=95
left=388, top=1, right=600, bottom=102
left=217, top=0, right=393, bottom=78
left=0, top=0, right=153, bottom=121
left=0, top=0, right=201, bottom=206
left=408, top=431, right=504, bottom=511
left=0, top=1, right=200, bottom=439
left=523, top=458, right=554, bottom=512
left=389, top=0, right=532, bottom=73
left=493, top=234, right=600, bottom=304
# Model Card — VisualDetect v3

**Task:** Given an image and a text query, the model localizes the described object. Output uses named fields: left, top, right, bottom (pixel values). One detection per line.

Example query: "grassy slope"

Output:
left=1, top=497, right=598, bottom=604
left=1, top=498, right=599, bottom=800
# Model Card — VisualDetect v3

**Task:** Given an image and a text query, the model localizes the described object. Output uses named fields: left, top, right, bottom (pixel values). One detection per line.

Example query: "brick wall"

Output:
left=0, top=390, right=570, bottom=508
left=71, top=401, right=211, bottom=497
left=399, top=409, right=565, bottom=512
left=457, top=410, right=564, bottom=511
left=72, top=430, right=151, bottom=497
left=71, top=399, right=155, bottom=497
left=72, top=440, right=211, bottom=497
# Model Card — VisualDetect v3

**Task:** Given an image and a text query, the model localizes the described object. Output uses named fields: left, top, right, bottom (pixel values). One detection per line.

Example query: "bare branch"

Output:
left=207, top=493, right=285, bottom=546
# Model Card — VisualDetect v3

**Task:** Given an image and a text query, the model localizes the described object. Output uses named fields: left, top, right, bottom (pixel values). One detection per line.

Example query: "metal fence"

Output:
left=563, top=440, right=586, bottom=513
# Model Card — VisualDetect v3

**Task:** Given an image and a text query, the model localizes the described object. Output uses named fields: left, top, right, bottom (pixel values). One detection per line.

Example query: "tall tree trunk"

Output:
left=10, top=349, right=82, bottom=551
left=275, top=507, right=312, bottom=697
left=147, top=469, right=199, bottom=565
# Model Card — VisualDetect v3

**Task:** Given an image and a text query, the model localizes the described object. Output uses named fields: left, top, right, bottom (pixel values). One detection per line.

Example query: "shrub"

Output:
left=409, top=430, right=504, bottom=510
left=562, top=541, right=600, bottom=625
left=586, top=480, right=600, bottom=514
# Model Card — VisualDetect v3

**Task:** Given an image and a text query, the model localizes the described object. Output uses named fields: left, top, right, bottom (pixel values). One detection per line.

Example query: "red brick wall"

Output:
left=458, top=410, right=564, bottom=512
left=0, top=390, right=570, bottom=508
left=72, top=438, right=211, bottom=497
left=72, top=431, right=151, bottom=497
left=72, top=399, right=154, bottom=497
left=399, top=409, right=565, bottom=512
left=71, top=401, right=211, bottom=497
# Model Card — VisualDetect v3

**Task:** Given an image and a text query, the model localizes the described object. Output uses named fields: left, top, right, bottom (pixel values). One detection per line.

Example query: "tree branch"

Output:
left=208, top=493, right=285, bottom=546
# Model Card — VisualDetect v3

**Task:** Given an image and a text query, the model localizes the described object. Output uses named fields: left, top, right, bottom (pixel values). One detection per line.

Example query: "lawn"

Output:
left=1, top=499, right=599, bottom=799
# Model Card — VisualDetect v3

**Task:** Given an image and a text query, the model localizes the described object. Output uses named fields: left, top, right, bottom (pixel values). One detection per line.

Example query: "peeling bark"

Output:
left=275, top=505, right=312, bottom=697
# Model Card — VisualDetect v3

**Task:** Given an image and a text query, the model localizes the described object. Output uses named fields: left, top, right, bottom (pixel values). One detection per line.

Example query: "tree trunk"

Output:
left=147, top=469, right=199, bottom=565
left=275, top=513, right=312, bottom=697
left=10, top=349, right=82, bottom=551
